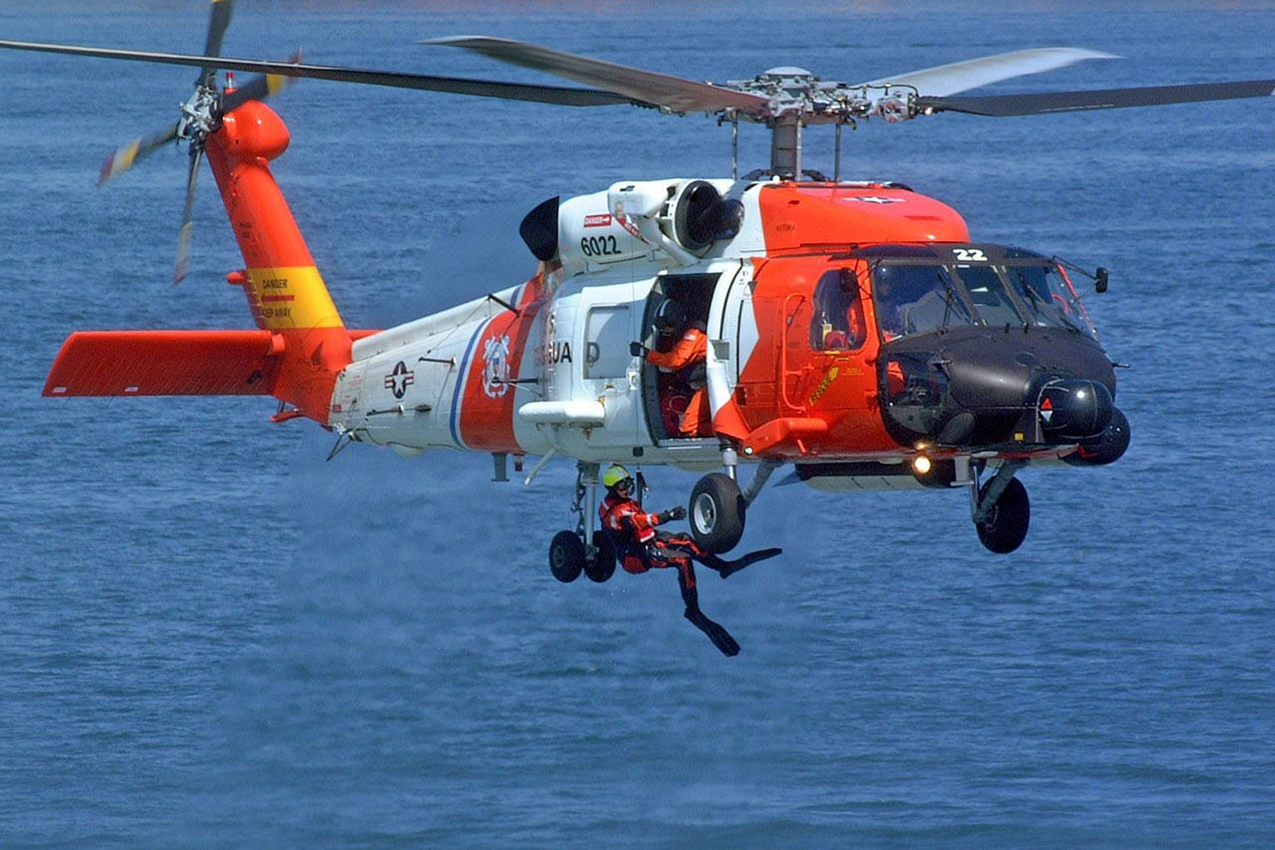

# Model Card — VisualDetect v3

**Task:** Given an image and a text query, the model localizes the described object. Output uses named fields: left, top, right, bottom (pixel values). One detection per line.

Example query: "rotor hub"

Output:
left=176, top=82, right=222, bottom=146
left=760, top=66, right=814, bottom=79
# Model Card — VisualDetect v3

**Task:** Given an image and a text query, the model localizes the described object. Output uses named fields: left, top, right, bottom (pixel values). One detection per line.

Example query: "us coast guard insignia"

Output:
left=482, top=334, right=512, bottom=398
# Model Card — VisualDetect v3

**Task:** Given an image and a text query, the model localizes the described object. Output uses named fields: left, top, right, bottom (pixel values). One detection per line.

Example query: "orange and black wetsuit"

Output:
left=646, top=324, right=709, bottom=437
left=599, top=490, right=782, bottom=657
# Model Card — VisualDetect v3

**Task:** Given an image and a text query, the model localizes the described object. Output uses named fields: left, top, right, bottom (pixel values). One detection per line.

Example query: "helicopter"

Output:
left=3, top=2, right=1272, bottom=589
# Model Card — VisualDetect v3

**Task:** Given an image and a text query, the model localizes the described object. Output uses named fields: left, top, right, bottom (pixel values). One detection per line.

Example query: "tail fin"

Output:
left=201, top=97, right=351, bottom=421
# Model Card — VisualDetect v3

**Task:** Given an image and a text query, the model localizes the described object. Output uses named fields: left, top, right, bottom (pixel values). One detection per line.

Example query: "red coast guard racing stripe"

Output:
left=453, top=283, right=543, bottom=452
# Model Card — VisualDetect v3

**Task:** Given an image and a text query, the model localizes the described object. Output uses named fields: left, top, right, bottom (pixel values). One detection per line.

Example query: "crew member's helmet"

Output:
left=602, top=464, right=633, bottom=491
left=653, top=298, right=687, bottom=333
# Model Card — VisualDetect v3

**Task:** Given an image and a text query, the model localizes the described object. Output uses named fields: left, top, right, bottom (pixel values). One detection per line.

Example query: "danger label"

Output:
left=583, top=214, right=612, bottom=228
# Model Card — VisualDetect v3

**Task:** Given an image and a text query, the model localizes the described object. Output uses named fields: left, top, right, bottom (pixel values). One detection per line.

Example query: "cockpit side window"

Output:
left=810, top=267, right=867, bottom=351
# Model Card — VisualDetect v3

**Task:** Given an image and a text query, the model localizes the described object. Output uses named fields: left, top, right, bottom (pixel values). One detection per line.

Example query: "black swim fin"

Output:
left=713, top=547, right=783, bottom=579
left=685, top=607, right=741, bottom=657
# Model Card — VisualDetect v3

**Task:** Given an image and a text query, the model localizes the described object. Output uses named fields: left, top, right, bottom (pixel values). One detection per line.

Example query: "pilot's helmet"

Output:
left=653, top=298, right=687, bottom=333
left=874, top=264, right=898, bottom=297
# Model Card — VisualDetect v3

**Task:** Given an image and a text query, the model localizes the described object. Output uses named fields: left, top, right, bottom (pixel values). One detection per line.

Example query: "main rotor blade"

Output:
left=198, top=0, right=234, bottom=85
left=0, top=39, right=645, bottom=108
left=220, top=53, right=301, bottom=114
left=426, top=36, right=770, bottom=116
left=99, top=122, right=180, bottom=186
left=174, top=146, right=202, bottom=285
left=860, top=47, right=1118, bottom=97
left=920, top=79, right=1275, bottom=116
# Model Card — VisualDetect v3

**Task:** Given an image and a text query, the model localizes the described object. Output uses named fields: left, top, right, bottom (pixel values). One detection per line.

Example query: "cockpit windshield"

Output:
left=869, top=248, right=1099, bottom=341
left=950, top=264, right=1023, bottom=327
left=873, top=263, right=975, bottom=340
left=1002, top=263, right=1098, bottom=339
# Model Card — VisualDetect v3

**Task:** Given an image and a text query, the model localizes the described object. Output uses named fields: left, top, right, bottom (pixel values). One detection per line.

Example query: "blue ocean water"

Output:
left=2, top=0, right=1274, bottom=844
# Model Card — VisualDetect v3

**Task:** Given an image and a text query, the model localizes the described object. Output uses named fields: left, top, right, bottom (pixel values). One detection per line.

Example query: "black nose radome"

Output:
left=1038, top=378, right=1113, bottom=442
left=879, top=326, right=1118, bottom=448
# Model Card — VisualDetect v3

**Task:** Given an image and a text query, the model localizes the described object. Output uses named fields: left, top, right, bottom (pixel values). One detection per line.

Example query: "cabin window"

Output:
left=584, top=305, right=632, bottom=378
left=810, top=268, right=867, bottom=351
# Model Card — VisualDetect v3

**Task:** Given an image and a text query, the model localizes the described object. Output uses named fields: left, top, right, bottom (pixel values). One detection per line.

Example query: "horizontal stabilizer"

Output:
left=44, top=330, right=281, bottom=396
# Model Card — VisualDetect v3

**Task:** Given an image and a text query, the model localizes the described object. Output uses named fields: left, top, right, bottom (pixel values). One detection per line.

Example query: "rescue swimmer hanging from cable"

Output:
left=594, top=464, right=781, bottom=656
left=11, top=0, right=1272, bottom=653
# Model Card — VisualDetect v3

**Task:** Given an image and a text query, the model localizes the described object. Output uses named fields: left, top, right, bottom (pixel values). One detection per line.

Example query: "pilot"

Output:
left=632, top=297, right=710, bottom=437
left=873, top=265, right=908, bottom=340
left=814, top=269, right=867, bottom=350
left=598, top=464, right=782, bottom=657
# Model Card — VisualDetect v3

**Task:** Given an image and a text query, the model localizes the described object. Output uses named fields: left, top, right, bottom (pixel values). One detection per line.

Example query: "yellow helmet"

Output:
left=602, top=464, right=632, bottom=490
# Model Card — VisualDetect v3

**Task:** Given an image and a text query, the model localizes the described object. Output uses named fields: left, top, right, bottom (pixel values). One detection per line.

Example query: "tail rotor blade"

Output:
left=221, top=50, right=302, bottom=113
left=198, top=0, right=234, bottom=85
left=98, top=122, right=180, bottom=186
left=174, top=147, right=202, bottom=284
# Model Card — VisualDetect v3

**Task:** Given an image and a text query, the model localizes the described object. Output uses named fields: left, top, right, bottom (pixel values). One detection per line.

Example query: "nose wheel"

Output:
left=970, top=465, right=1030, bottom=554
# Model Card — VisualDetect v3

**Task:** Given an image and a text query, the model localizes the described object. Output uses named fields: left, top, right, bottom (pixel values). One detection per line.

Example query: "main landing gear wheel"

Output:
left=549, top=531, right=585, bottom=583
left=975, top=477, right=1030, bottom=554
left=549, top=530, right=617, bottom=584
left=583, top=530, right=617, bottom=583
left=689, top=473, right=746, bottom=554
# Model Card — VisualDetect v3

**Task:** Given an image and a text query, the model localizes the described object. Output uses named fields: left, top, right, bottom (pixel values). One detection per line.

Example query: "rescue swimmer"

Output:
left=598, top=464, right=782, bottom=656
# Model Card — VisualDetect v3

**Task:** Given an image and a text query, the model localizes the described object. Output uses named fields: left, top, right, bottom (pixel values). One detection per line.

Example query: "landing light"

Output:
left=912, top=455, right=932, bottom=475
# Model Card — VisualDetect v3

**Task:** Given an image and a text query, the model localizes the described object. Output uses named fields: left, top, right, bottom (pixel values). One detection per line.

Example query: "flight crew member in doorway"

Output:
left=598, top=464, right=782, bottom=657
left=630, top=298, right=710, bottom=437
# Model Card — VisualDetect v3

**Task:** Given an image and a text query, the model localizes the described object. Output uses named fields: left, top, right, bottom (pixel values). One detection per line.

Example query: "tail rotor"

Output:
left=91, top=0, right=299, bottom=282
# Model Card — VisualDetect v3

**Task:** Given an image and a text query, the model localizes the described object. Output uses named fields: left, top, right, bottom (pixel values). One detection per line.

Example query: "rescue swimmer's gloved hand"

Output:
left=630, top=341, right=648, bottom=357
left=659, top=505, right=687, bottom=523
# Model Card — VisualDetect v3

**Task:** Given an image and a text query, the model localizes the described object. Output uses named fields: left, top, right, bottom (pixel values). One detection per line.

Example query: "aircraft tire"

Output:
left=975, top=477, right=1030, bottom=554
left=583, top=530, right=618, bottom=583
left=689, top=473, right=746, bottom=554
left=549, top=530, right=585, bottom=583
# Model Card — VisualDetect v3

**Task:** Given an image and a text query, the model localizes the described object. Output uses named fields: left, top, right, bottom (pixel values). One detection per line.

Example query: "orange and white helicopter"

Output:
left=4, top=4, right=1272, bottom=584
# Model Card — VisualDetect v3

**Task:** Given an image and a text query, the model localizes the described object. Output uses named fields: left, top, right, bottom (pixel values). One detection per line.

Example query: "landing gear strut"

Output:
left=969, top=461, right=1030, bottom=554
left=547, top=461, right=617, bottom=583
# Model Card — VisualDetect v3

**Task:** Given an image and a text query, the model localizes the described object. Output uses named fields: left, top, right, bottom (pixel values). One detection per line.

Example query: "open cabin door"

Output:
left=638, top=268, right=733, bottom=447
left=708, top=260, right=755, bottom=411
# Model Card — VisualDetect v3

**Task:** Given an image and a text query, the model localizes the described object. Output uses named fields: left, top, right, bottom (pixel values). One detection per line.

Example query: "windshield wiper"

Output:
left=1015, top=269, right=1075, bottom=333
left=937, top=269, right=960, bottom=334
